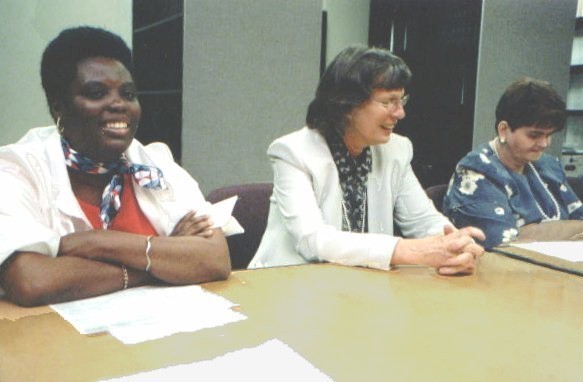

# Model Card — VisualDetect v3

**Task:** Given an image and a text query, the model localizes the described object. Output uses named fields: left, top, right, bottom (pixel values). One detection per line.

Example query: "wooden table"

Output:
left=1, top=253, right=581, bottom=381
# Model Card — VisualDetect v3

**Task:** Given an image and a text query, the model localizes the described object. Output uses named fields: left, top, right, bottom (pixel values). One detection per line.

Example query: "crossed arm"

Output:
left=0, top=214, right=230, bottom=307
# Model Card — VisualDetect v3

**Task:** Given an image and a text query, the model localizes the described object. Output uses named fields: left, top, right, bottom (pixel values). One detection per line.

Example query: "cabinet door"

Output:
left=370, top=0, right=482, bottom=187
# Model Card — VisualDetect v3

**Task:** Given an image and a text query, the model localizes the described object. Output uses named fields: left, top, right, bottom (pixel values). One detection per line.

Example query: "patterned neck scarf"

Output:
left=325, top=132, right=371, bottom=232
left=61, top=137, right=167, bottom=229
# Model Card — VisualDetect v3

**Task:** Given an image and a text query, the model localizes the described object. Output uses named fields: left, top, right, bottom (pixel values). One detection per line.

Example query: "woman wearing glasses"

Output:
left=249, top=46, right=484, bottom=275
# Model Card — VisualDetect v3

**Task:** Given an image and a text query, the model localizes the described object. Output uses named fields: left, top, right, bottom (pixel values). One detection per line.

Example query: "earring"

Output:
left=56, top=117, right=64, bottom=135
left=499, top=136, right=506, bottom=144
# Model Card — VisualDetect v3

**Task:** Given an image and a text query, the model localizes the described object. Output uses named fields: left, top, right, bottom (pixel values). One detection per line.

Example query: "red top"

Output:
left=77, top=174, right=158, bottom=235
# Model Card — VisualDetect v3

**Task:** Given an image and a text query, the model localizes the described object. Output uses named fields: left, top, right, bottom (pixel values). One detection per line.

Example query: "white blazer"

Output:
left=248, top=127, right=450, bottom=270
left=0, top=126, right=211, bottom=266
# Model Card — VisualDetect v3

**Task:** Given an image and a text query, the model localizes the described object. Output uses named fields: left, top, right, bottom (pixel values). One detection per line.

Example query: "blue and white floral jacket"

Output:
left=443, top=143, right=583, bottom=249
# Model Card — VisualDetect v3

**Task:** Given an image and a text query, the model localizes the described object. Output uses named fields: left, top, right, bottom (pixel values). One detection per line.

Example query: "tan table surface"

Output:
left=1, top=252, right=582, bottom=381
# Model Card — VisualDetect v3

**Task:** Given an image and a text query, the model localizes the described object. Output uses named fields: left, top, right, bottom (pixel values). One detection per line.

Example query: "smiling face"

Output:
left=343, top=88, right=406, bottom=156
left=498, top=121, right=557, bottom=171
left=56, top=57, right=141, bottom=162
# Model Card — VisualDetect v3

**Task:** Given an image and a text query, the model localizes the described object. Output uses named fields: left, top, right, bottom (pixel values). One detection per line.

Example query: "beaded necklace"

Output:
left=527, top=162, right=561, bottom=221
left=341, top=189, right=367, bottom=233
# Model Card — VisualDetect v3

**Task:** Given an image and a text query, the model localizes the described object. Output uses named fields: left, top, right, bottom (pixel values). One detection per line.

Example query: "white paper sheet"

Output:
left=51, top=285, right=246, bottom=344
left=101, top=339, right=333, bottom=382
left=198, top=196, right=244, bottom=236
left=510, top=241, right=583, bottom=262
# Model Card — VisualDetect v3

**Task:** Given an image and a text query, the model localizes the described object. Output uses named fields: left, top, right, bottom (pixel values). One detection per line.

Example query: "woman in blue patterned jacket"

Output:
left=443, top=78, right=583, bottom=249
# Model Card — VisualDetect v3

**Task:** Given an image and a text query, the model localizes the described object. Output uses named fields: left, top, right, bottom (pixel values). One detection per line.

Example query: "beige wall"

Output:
left=1, top=0, right=578, bottom=189
left=323, top=0, right=370, bottom=65
left=181, top=0, right=322, bottom=193
left=0, top=0, right=132, bottom=145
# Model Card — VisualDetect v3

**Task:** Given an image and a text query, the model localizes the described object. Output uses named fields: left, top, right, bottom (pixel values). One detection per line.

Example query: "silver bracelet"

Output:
left=145, top=235, right=154, bottom=272
left=121, top=265, right=129, bottom=290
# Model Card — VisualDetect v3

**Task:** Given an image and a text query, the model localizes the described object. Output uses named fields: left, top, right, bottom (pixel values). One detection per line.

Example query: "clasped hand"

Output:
left=433, top=225, right=485, bottom=275
left=393, top=225, right=485, bottom=276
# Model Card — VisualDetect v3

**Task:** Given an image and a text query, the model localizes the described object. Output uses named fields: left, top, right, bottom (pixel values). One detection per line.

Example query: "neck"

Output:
left=68, top=169, right=113, bottom=189
left=494, top=139, right=525, bottom=174
left=68, top=169, right=114, bottom=206
left=343, top=131, right=365, bottom=157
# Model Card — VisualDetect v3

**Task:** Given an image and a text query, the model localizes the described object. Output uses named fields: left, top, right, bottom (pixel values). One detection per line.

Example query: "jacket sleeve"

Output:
left=392, top=139, right=451, bottom=238
left=0, top=158, right=61, bottom=265
left=443, top=166, right=518, bottom=249
left=268, top=139, right=397, bottom=270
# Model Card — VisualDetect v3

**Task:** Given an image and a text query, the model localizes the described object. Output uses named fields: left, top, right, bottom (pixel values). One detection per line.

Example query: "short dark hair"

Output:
left=306, top=46, right=412, bottom=137
left=495, top=77, right=566, bottom=132
left=41, top=26, right=133, bottom=111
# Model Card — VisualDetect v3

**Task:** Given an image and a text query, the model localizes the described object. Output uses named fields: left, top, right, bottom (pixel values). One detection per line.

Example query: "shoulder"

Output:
left=269, top=127, right=325, bottom=150
left=534, top=153, right=566, bottom=183
left=381, top=133, right=412, bottom=154
left=457, top=144, right=495, bottom=169
left=535, top=153, right=563, bottom=172
left=0, top=126, right=60, bottom=168
left=1, top=126, right=58, bottom=152
left=454, top=143, right=512, bottom=186
left=15, top=126, right=58, bottom=144
left=387, top=133, right=412, bottom=147
left=446, top=144, right=509, bottom=200
left=126, top=139, right=196, bottom=185
left=127, top=139, right=175, bottom=165
left=367, top=133, right=413, bottom=167
left=268, top=127, right=330, bottom=163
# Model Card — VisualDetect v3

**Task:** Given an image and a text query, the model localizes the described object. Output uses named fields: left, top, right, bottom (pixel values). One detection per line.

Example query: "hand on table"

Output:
left=393, top=225, right=485, bottom=276
left=435, top=225, right=485, bottom=275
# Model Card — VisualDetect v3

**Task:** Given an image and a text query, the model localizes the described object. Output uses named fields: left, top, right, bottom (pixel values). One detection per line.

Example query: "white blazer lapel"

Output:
left=309, top=131, right=345, bottom=230
left=367, top=145, right=395, bottom=235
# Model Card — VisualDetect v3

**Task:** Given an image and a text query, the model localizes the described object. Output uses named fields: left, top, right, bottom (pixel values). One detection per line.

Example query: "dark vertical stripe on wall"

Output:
left=320, top=10, right=327, bottom=76
left=367, top=0, right=482, bottom=187
left=133, top=0, right=184, bottom=162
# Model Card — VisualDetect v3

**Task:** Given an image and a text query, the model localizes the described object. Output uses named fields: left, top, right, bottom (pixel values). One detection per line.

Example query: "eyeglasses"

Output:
left=374, top=94, right=410, bottom=111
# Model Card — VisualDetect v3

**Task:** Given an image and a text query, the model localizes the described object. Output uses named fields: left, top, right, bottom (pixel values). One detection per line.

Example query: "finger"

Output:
left=190, top=214, right=214, bottom=228
left=456, top=236, right=485, bottom=257
left=177, top=218, right=215, bottom=236
left=457, top=226, right=486, bottom=241
left=191, top=214, right=210, bottom=223
left=438, top=254, right=477, bottom=275
left=443, top=224, right=457, bottom=236
left=190, top=218, right=214, bottom=232
left=180, top=211, right=197, bottom=222
left=437, top=263, right=475, bottom=276
left=444, top=234, right=474, bottom=253
left=171, top=211, right=197, bottom=234
left=465, top=242, right=485, bottom=259
left=197, top=229, right=214, bottom=238
left=441, top=252, right=474, bottom=267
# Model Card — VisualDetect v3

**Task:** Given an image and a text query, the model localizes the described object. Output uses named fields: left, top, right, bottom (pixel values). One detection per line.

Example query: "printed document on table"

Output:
left=51, top=285, right=246, bottom=344
left=102, top=339, right=333, bottom=381
left=510, top=241, right=583, bottom=262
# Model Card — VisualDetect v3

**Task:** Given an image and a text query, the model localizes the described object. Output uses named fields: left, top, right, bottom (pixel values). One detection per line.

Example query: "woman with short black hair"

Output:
left=0, top=26, right=232, bottom=307
left=443, top=77, right=583, bottom=248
